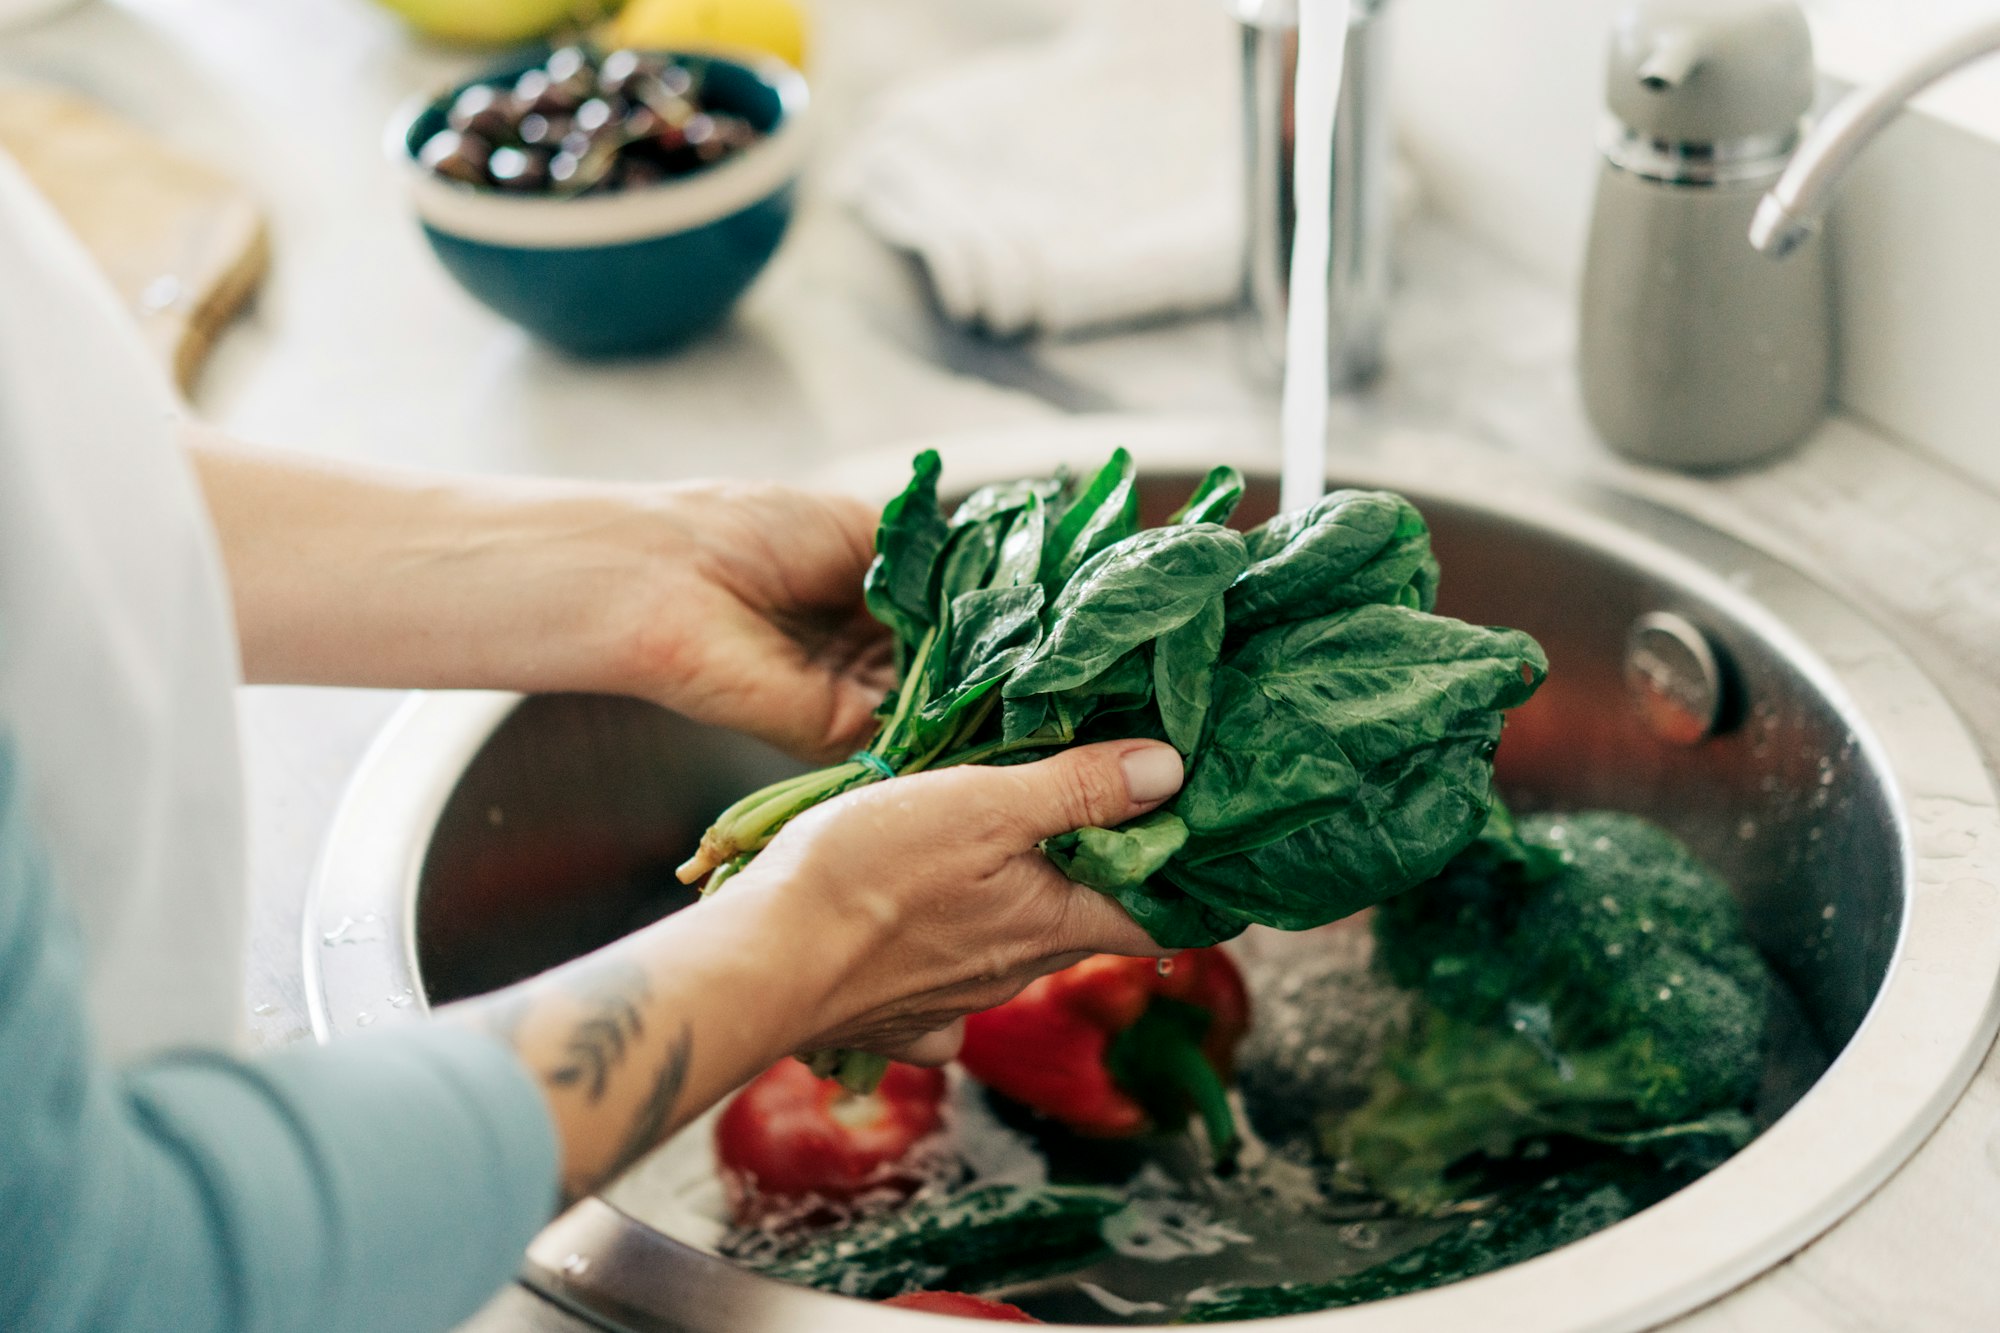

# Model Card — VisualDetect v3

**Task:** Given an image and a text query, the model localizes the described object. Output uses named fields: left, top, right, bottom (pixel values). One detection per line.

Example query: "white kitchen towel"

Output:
left=836, top=0, right=1245, bottom=337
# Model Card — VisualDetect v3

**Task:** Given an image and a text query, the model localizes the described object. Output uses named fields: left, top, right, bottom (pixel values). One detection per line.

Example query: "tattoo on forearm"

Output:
left=547, top=962, right=652, bottom=1102
left=608, top=1020, right=694, bottom=1181
left=468, top=961, right=694, bottom=1200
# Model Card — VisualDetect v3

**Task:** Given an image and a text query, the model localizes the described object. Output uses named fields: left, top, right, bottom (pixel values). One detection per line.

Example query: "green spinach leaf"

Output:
left=863, top=449, right=950, bottom=656
left=1227, top=488, right=1441, bottom=634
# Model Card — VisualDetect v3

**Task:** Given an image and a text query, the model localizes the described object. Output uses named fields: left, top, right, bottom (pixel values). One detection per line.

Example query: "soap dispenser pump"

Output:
left=1578, top=0, right=1831, bottom=471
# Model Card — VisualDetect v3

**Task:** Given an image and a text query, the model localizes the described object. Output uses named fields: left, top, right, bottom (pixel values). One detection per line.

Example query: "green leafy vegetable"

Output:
left=746, top=1184, right=1122, bottom=1301
left=1332, top=808, right=1770, bottom=1212
left=679, top=451, right=1546, bottom=1090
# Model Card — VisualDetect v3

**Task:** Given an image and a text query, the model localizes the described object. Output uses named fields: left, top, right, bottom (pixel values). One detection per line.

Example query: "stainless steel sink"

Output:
left=306, top=428, right=2000, bottom=1331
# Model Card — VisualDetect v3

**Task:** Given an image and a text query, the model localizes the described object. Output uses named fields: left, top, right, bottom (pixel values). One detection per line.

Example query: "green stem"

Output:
left=1109, top=1002, right=1241, bottom=1167
left=675, top=759, right=876, bottom=883
left=931, top=735, right=1056, bottom=770
left=870, top=626, right=938, bottom=759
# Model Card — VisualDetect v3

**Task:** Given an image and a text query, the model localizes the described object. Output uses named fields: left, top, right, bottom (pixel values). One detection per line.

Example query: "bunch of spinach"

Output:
left=677, top=449, right=1547, bottom=1089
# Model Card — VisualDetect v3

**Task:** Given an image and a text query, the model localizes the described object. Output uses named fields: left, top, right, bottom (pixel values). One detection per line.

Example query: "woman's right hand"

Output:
left=445, top=738, right=1183, bottom=1204
left=730, top=738, right=1187, bottom=1063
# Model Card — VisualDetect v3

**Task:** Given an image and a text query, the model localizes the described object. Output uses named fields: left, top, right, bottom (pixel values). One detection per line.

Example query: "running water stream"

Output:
left=1277, top=0, right=1351, bottom=514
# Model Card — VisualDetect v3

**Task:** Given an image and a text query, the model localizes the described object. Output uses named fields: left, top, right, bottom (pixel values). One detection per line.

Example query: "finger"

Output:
left=971, top=740, right=1185, bottom=846
left=1055, top=880, right=1178, bottom=958
left=882, top=1020, right=966, bottom=1067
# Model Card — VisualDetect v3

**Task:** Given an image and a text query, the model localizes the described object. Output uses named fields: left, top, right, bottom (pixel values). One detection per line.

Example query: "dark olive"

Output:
left=486, top=145, right=549, bottom=191
left=598, top=48, right=665, bottom=98
left=544, top=46, right=597, bottom=99
left=418, top=129, right=491, bottom=186
left=446, top=83, right=514, bottom=140
left=514, top=68, right=580, bottom=116
left=573, top=97, right=625, bottom=137
left=621, top=104, right=663, bottom=140
left=517, top=111, right=570, bottom=146
left=657, top=63, right=694, bottom=99
left=549, top=139, right=617, bottom=194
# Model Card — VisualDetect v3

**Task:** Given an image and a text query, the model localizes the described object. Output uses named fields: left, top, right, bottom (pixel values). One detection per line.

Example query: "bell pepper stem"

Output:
left=1110, top=1000, right=1241, bottom=1167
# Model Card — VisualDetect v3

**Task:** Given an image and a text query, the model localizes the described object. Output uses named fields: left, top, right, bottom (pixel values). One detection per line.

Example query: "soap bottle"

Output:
left=1578, top=0, right=1831, bottom=470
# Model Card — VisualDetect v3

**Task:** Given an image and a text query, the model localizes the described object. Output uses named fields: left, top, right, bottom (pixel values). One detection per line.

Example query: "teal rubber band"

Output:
left=851, top=751, right=897, bottom=781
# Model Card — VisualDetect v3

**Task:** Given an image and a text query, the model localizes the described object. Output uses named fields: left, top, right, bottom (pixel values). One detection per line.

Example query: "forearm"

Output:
left=188, top=425, right=658, bottom=696
left=443, top=878, right=870, bottom=1203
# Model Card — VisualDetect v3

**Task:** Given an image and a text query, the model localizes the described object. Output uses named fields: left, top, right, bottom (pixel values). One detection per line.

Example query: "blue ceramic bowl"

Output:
left=396, top=52, right=808, bottom=357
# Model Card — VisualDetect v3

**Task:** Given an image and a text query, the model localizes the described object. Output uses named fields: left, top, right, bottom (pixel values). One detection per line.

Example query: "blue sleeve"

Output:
left=0, top=739, right=560, bottom=1333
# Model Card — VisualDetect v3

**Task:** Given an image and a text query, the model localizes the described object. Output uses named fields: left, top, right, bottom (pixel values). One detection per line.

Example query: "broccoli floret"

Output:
left=1333, top=807, right=1770, bottom=1212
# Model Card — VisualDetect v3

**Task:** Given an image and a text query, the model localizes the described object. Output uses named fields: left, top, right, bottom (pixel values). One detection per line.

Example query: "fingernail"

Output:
left=1121, top=744, right=1184, bottom=804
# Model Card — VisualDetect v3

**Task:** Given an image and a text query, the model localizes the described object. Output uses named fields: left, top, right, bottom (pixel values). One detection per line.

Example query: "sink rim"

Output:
left=305, top=419, right=2000, bottom=1331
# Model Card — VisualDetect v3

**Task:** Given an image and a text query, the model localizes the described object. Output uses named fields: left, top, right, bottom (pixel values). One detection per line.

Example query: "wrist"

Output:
left=702, top=851, right=883, bottom=1053
left=438, top=479, right=690, bottom=701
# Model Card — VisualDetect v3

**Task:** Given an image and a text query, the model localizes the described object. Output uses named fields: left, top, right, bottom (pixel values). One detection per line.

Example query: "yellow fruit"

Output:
left=608, top=0, right=809, bottom=70
left=375, top=0, right=601, bottom=46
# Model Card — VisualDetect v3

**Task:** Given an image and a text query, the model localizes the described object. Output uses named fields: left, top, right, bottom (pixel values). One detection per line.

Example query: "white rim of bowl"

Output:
left=390, top=55, right=810, bottom=251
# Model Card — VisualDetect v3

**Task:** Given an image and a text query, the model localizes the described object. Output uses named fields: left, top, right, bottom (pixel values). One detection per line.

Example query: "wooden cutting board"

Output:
left=0, top=82, right=269, bottom=395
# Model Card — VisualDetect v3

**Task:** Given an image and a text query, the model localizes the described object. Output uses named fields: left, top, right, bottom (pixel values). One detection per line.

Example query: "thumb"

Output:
left=984, top=740, right=1185, bottom=845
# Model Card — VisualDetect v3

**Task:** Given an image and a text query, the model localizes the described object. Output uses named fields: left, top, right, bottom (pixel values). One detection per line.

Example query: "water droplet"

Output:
left=560, top=1253, right=591, bottom=1277
left=1656, top=987, right=1673, bottom=1002
left=1808, top=827, right=1825, bottom=842
left=1599, top=894, right=1620, bottom=914
left=487, top=806, right=506, bottom=827
left=1605, top=942, right=1625, bottom=958
left=355, top=1010, right=376, bottom=1027
left=1821, top=904, right=1837, bottom=920
left=1156, top=957, right=1175, bottom=978
left=250, top=1002, right=275, bottom=1017
left=322, top=914, right=386, bottom=946
left=1819, top=767, right=1837, bottom=786
left=388, top=989, right=416, bottom=1009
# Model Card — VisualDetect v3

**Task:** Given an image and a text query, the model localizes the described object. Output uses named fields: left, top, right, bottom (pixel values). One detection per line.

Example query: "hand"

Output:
left=444, top=737, right=1184, bottom=1202
left=730, top=738, right=1188, bottom=1061
left=190, top=435, right=891, bottom=764
left=618, top=481, right=894, bottom=763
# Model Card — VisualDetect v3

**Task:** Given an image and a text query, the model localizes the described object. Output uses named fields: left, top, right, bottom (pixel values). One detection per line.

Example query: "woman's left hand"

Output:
left=194, top=435, right=891, bottom=761
left=615, top=481, right=893, bottom=762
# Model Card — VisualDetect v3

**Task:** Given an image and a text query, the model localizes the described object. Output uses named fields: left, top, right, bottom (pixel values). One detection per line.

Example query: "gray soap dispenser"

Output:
left=1579, top=0, right=1831, bottom=470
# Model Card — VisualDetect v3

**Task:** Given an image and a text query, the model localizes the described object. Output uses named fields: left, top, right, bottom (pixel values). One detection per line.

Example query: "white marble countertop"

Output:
left=7, top=1, right=2000, bottom=1329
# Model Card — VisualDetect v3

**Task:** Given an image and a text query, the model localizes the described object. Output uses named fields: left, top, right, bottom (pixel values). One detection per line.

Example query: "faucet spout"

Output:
left=1752, top=16, right=2000, bottom=258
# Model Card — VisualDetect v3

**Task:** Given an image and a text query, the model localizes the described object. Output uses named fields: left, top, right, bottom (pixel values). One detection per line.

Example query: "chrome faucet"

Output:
left=1231, top=0, right=1394, bottom=386
left=1752, top=16, right=2000, bottom=257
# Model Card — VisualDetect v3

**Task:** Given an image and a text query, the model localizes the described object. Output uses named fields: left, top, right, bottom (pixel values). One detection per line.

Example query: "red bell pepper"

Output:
left=881, top=1291, right=1044, bottom=1322
left=958, top=948, right=1250, bottom=1163
left=716, top=1058, right=947, bottom=1225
